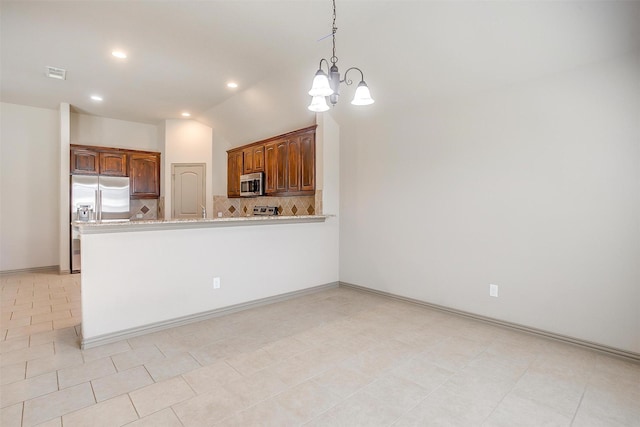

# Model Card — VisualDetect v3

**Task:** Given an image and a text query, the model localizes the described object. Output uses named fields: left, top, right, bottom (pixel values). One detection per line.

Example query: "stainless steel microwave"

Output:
left=240, top=172, right=263, bottom=197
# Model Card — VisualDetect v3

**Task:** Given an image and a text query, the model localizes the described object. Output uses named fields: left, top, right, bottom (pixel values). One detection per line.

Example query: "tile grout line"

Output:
left=569, top=367, right=591, bottom=426
left=127, top=392, right=142, bottom=421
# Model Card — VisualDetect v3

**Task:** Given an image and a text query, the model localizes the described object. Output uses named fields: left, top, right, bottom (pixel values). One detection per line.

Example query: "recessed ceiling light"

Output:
left=112, top=51, right=127, bottom=59
left=91, top=95, right=103, bottom=101
left=227, top=82, right=238, bottom=89
left=181, top=112, right=191, bottom=117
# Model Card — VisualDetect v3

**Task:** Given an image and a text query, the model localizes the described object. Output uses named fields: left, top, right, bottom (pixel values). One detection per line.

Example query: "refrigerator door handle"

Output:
left=95, top=189, right=102, bottom=221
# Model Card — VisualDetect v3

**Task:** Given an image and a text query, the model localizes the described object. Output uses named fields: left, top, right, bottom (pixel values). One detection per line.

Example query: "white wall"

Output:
left=317, top=113, right=340, bottom=215
left=338, top=53, right=640, bottom=354
left=0, top=105, right=164, bottom=272
left=163, top=120, right=213, bottom=219
left=0, top=103, right=59, bottom=271
left=71, top=113, right=160, bottom=152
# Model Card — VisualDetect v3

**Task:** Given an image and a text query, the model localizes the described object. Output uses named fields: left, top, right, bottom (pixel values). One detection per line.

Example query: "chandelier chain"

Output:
left=331, top=0, right=338, bottom=65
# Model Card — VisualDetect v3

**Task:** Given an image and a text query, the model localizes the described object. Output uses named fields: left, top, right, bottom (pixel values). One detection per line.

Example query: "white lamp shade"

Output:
left=308, top=70, right=334, bottom=97
left=308, top=95, right=330, bottom=112
left=351, top=81, right=375, bottom=106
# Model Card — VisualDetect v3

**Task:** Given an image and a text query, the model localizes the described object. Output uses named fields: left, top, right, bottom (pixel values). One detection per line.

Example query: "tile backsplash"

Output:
left=130, top=199, right=158, bottom=220
left=213, top=194, right=318, bottom=218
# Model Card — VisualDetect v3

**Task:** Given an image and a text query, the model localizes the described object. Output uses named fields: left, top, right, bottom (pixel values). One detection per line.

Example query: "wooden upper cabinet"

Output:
left=287, top=138, right=300, bottom=192
left=299, top=132, right=315, bottom=192
left=70, top=145, right=128, bottom=176
left=71, top=148, right=99, bottom=175
left=264, top=143, right=277, bottom=194
left=275, top=139, right=288, bottom=193
left=242, top=145, right=265, bottom=174
left=229, top=125, right=316, bottom=197
left=129, top=153, right=160, bottom=199
left=253, top=145, right=265, bottom=172
left=71, top=145, right=161, bottom=199
left=242, top=147, right=254, bottom=174
left=99, top=152, right=127, bottom=176
left=227, top=150, right=243, bottom=197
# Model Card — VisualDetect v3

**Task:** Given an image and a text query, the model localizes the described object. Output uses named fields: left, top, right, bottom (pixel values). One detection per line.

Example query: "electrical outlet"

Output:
left=489, top=284, right=499, bottom=298
left=213, top=277, right=220, bottom=289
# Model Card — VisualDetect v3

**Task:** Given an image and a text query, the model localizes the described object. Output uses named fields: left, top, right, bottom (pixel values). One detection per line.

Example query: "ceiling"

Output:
left=2, top=1, right=639, bottom=125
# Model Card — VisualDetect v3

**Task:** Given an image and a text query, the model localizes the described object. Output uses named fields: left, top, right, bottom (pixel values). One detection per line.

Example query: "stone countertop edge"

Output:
left=72, top=215, right=331, bottom=234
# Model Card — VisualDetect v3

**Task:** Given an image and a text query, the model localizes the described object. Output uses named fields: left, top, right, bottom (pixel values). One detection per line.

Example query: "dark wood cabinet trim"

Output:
left=71, top=144, right=159, bottom=156
left=226, top=125, right=317, bottom=154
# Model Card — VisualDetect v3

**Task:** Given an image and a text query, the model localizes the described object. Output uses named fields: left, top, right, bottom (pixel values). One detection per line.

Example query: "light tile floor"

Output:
left=1, top=272, right=639, bottom=426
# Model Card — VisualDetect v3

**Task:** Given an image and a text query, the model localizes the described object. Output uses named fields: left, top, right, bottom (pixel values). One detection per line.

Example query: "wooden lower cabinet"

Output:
left=129, top=153, right=160, bottom=199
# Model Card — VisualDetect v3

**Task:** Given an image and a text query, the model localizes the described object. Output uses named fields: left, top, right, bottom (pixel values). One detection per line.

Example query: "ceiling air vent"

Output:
left=45, top=66, right=66, bottom=80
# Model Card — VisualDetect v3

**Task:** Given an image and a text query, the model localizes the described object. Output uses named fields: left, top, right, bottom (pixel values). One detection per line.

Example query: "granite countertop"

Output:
left=72, top=215, right=329, bottom=234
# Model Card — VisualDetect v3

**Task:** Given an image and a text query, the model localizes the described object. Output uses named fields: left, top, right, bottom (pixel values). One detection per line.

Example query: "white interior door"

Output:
left=172, top=163, right=206, bottom=219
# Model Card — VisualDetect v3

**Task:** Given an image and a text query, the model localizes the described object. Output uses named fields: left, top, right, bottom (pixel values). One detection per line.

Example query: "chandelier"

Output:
left=307, top=0, right=375, bottom=112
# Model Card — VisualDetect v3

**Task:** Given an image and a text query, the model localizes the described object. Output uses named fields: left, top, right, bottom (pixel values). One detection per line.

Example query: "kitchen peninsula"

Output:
left=75, top=214, right=335, bottom=349
left=76, top=115, right=340, bottom=349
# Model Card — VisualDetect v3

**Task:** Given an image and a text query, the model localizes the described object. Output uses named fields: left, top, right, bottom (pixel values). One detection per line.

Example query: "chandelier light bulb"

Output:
left=308, top=95, right=330, bottom=112
left=308, top=70, right=333, bottom=97
left=351, top=81, right=375, bottom=106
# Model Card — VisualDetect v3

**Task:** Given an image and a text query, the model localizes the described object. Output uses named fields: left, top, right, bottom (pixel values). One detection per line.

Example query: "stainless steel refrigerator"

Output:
left=70, top=175, right=130, bottom=272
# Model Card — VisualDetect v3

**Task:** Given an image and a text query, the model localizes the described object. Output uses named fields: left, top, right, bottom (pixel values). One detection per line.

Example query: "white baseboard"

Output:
left=340, top=282, right=640, bottom=363
left=0, top=265, right=60, bottom=275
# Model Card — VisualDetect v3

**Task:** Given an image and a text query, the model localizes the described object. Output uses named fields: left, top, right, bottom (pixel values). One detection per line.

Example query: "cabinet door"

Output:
left=287, top=138, right=300, bottom=192
left=227, top=150, right=243, bottom=197
left=99, top=152, right=128, bottom=176
left=300, top=133, right=315, bottom=192
left=242, top=148, right=254, bottom=174
left=71, top=148, right=99, bottom=175
left=253, top=145, right=265, bottom=172
left=130, top=154, right=160, bottom=199
left=275, top=140, right=288, bottom=193
left=264, top=143, right=277, bottom=194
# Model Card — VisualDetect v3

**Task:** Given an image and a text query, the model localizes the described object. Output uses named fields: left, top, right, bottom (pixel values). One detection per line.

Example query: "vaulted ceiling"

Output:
left=2, top=1, right=639, bottom=125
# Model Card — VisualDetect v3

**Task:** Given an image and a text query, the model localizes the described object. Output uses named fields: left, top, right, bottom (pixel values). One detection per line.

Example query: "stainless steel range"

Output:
left=253, top=206, right=278, bottom=216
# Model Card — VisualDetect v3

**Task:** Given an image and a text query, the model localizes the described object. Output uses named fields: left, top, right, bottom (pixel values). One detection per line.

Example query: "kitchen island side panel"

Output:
left=79, top=217, right=338, bottom=341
